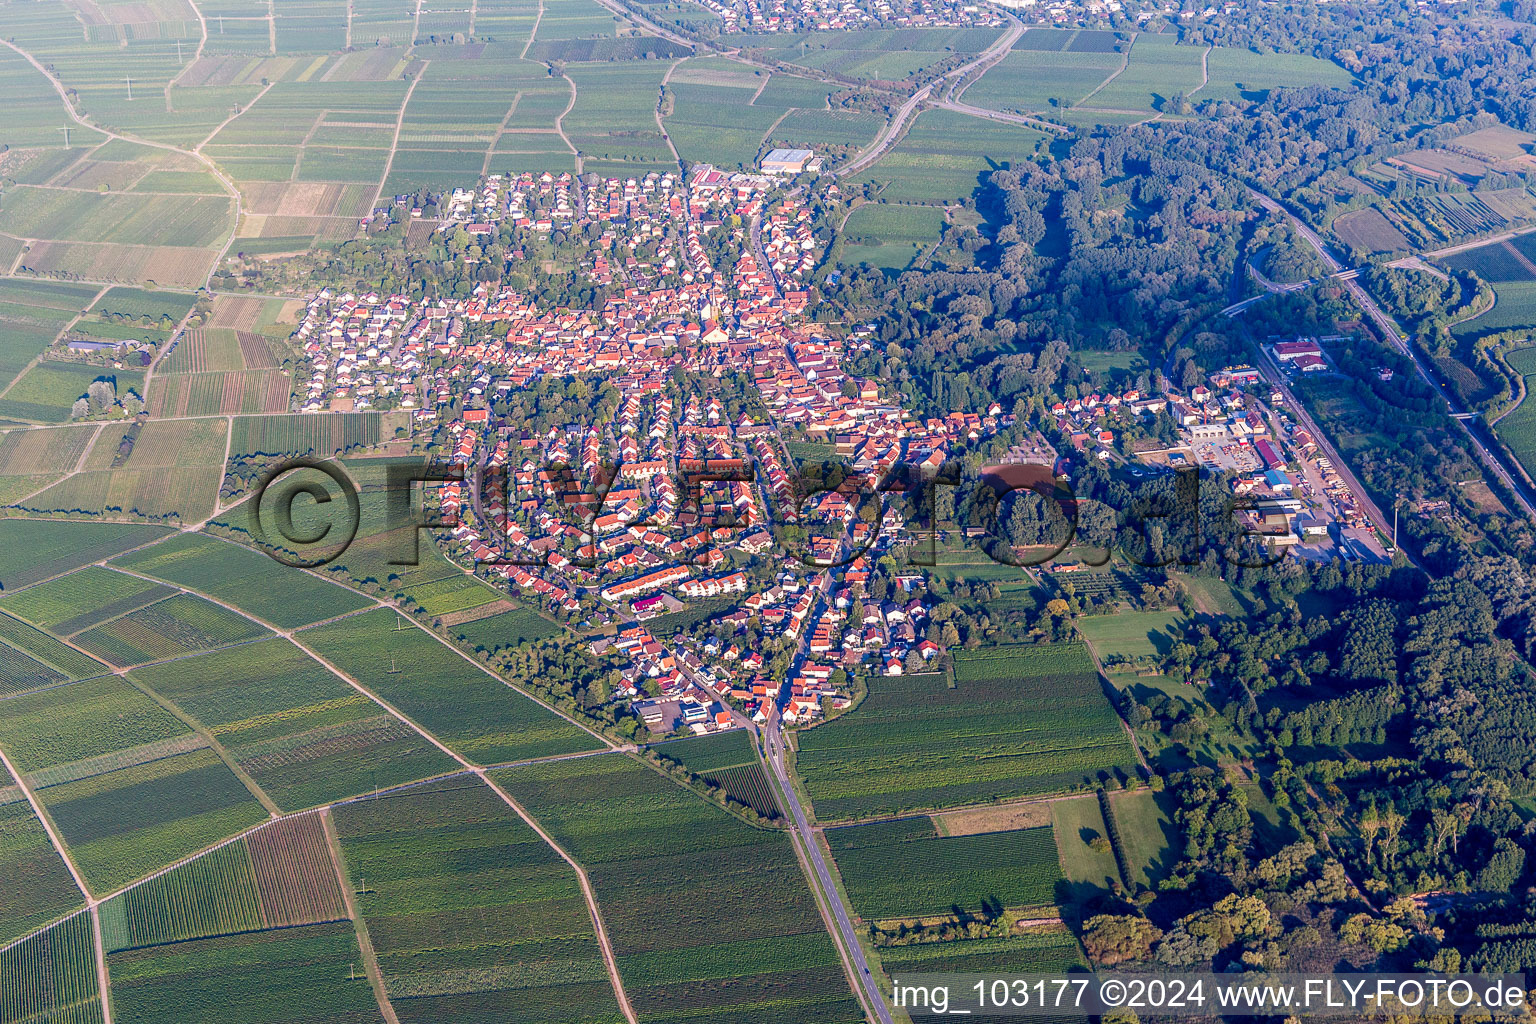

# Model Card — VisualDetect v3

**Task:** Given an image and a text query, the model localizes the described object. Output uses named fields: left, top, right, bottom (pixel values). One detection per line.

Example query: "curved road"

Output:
left=838, top=14, right=1027, bottom=177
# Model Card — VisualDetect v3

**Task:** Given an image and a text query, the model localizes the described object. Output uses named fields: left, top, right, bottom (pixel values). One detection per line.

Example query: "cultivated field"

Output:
left=0, top=424, right=101, bottom=505
left=449, top=604, right=563, bottom=650
left=0, top=565, right=176, bottom=637
left=1495, top=347, right=1536, bottom=480
left=739, top=26, right=1004, bottom=82
left=130, top=636, right=457, bottom=811
left=875, top=927, right=1084, bottom=975
left=1332, top=207, right=1411, bottom=254
left=0, top=361, right=144, bottom=424
left=0, top=674, right=269, bottom=892
left=963, top=48, right=1122, bottom=113
left=650, top=729, right=782, bottom=819
left=114, top=531, right=373, bottom=630
left=794, top=642, right=1137, bottom=820
left=0, top=911, right=103, bottom=1024
left=108, top=922, right=383, bottom=1024
left=21, top=418, right=226, bottom=521
left=0, top=610, right=109, bottom=689
left=841, top=202, right=946, bottom=272
left=298, top=607, right=599, bottom=764
left=494, top=754, right=863, bottom=1024
left=229, top=413, right=384, bottom=458
left=0, top=759, right=84, bottom=945
left=850, top=109, right=1047, bottom=204
left=826, top=815, right=1061, bottom=919
left=333, top=775, right=626, bottom=1024
left=1076, top=609, right=1184, bottom=661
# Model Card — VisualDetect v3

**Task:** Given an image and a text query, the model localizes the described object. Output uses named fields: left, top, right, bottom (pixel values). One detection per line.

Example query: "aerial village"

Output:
left=682, top=0, right=1003, bottom=34
left=288, top=164, right=1382, bottom=738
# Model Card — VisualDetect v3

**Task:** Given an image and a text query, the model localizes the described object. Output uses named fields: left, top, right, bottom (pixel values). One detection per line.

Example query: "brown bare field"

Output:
left=932, top=799, right=1055, bottom=836
left=236, top=331, right=281, bottom=369
left=21, top=241, right=216, bottom=289
left=438, top=599, right=519, bottom=627
left=248, top=814, right=348, bottom=929
left=209, top=295, right=265, bottom=330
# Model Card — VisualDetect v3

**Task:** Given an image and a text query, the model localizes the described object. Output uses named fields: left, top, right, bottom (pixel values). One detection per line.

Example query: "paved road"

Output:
left=762, top=720, right=893, bottom=1024
left=838, top=14, right=1026, bottom=177
left=1248, top=189, right=1536, bottom=519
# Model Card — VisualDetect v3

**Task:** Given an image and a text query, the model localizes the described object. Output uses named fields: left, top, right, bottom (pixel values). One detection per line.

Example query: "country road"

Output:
left=763, top=720, right=894, bottom=1024
left=838, top=14, right=1027, bottom=177
left=1247, top=189, right=1536, bottom=520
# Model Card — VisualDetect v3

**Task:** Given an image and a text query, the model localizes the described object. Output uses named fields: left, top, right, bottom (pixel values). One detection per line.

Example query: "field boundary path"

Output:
left=0, top=38, right=245, bottom=293
left=372, top=63, right=429, bottom=213
left=1075, top=32, right=1135, bottom=107
left=0, top=744, right=114, bottom=1022
left=320, top=808, right=400, bottom=1024
left=289, top=637, right=640, bottom=1024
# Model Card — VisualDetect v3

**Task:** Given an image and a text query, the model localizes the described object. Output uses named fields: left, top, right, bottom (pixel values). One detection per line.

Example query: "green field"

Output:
left=130, top=637, right=457, bottom=811
left=0, top=911, right=103, bottom=1024
left=826, top=816, right=1061, bottom=919
left=404, top=572, right=506, bottom=616
left=73, top=592, right=272, bottom=668
left=1076, top=610, right=1185, bottom=661
left=494, top=754, right=862, bottom=1024
left=1195, top=46, right=1353, bottom=103
left=333, top=775, right=625, bottom=1024
left=100, top=812, right=346, bottom=952
left=794, top=643, right=1137, bottom=820
left=0, top=361, right=145, bottom=424
left=0, top=518, right=170, bottom=591
left=875, top=928, right=1084, bottom=975
left=649, top=729, right=782, bottom=819
left=851, top=109, right=1047, bottom=203
left=229, top=414, right=384, bottom=458
left=298, top=607, right=598, bottom=765
left=1079, top=33, right=1203, bottom=113
left=449, top=604, right=563, bottom=650
left=0, top=565, right=176, bottom=636
left=842, top=203, right=947, bottom=272
left=1495, top=347, right=1536, bottom=480
left=0, top=674, right=269, bottom=892
left=0, top=610, right=109, bottom=686
left=1051, top=794, right=1121, bottom=895
left=963, top=48, right=1121, bottom=113
left=113, top=532, right=373, bottom=630
left=738, top=26, right=1004, bottom=82
left=0, top=759, right=84, bottom=944
left=1107, top=789, right=1177, bottom=889
left=108, top=922, right=383, bottom=1024
left=1454, top=280, right=1536, bottom=339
